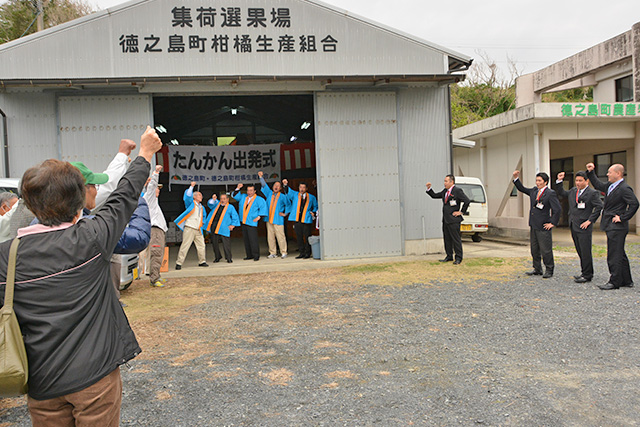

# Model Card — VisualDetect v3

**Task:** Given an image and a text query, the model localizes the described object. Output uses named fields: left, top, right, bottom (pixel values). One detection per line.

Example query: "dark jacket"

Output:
left=586, top=170, right=639, bottom=232
left=0, top=156, right=149, bottom=400
left=513, top=178, right=561, bottom=230
left=553, top=182, right=602, bottom=233
left=427, top=185, right=470, bottom=224
left=114, top=197, right=151, bottom=254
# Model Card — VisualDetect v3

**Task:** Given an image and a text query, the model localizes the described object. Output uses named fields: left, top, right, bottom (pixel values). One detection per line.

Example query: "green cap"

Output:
left=70, top=162, right=109, bottom=185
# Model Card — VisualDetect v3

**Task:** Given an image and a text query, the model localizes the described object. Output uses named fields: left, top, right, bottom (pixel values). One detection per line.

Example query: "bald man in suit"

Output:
left=586, top=163, right=639, bottom=290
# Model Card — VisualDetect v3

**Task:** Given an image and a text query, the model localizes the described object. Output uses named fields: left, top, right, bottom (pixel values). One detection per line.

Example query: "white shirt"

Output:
left=0, top=200, right=19, bottom=243
left=143, top=172, right=168, bottom=232
left=94, top=152, right=130, bottom=210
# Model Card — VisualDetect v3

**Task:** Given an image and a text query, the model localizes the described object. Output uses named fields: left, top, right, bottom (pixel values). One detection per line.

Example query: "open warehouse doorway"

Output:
left=152, top=94, right=318, bottom=255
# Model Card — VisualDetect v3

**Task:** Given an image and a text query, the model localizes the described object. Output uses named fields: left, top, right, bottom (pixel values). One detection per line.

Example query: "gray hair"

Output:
left=0, top=192, right=18, bottom=208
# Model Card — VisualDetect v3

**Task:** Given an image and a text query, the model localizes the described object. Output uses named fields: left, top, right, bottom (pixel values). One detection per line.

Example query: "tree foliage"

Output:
left=0, top=0, right=94, bottom=44
left=541, top=87, right=593, bottom=103
left=451, top=54, right=518, bottom=129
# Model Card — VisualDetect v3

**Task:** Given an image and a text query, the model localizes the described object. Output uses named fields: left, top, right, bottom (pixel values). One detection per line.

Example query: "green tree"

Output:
left=451, top=55, right=517, bottom=129
left=541, top=87, right=593, bottom=103
left=0, top=0, right=94, bottom=44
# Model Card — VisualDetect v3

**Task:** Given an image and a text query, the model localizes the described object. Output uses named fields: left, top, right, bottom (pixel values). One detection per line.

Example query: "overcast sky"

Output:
left=90, top=0, right=639, bottom=78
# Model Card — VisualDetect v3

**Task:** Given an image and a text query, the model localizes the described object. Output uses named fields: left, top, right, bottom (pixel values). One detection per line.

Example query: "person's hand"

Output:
left=612, top=215, right=621, bottom=223
left=190, top=181, right=196, bottom=187
left=229, top=225, right=234, bottom=231
left=543, top=223, right=554, bottom=230
left=211, top=194, right=217, bottom=201
left=155, top=165, right=163, bottom=173
left=119, top=139, right=136, bottom=156
left=279, top=212, right=287, bottom=217
left=139, top=126, right=162, bottom=162
left=236, top=183, right=244, bottom=190
left=282, top=179, right=288, bottom=186
left=254, top=216, right=260, bottom=222
left=258, top=171, right=263, bottom=178
left=426, top=182, right=432, bottom=190
left=513, top=170, right=520, bottom=179
left=557, top=172, right=565, bottom=181
left=580, top=220, right=591, bottom=229
left=586, top=163, right=595, bottom=172
left=452, top=211, right=462, bottom=217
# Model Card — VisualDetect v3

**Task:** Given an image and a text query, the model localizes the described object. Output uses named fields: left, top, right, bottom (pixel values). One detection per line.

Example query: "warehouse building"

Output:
left=0, top=0, right=471, bottom=259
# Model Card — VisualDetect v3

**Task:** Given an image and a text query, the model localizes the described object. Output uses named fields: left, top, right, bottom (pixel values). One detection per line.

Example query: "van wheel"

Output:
left=119, top=281, right=132, bottom=291
left=471, top=233, right=482, bottom=242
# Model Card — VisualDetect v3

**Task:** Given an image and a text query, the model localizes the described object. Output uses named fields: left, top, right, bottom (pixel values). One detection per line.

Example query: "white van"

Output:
left=455, top=176, right=489, bottom=242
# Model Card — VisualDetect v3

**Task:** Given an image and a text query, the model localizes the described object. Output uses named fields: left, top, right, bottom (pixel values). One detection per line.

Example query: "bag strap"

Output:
left=3, top=238, right=21, bottom=310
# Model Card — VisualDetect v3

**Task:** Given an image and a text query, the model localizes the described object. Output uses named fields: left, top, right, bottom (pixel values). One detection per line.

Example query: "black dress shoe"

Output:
left=573, top=275, right=583, bottom=280
left=243, top=257, right=252, bottom=260
left=213, top=258, right=221, bottom=263
left=621, top=282, right=634, bottom=288
left=295, top=254, right=304, bottom=259
left=525, top=270, right=543, bottom=276
left=199, top=262, right=209, bottom=267
left=574, top=276, right=591, bottom=283
left=598, top=282, right=619, bottom=290
left=175, top=264, right=182, bottom=270
left=227, top=259, right=233, bottom=263
left=453, top=260, right=461, bottom=265
left=542, top=271, right=553, bottom=279
left=254, top=258, right=260, bottom=261
left=303, top=255, right=311, bottom=259
left=439, top=258, right=453, bottom=263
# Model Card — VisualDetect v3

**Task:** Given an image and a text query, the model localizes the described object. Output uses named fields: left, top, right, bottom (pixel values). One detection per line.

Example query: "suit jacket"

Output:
left=513, top=179, right=561, bottom=231
left=553, top=182, right=602, bottom=233
left=586, top=170, right=639, bottom=232
left=427, top=185, right=470, bottom=224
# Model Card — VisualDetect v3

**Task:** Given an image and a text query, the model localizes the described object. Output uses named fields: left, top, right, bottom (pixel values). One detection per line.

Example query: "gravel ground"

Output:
left=2, top=251, right=640, bottom=426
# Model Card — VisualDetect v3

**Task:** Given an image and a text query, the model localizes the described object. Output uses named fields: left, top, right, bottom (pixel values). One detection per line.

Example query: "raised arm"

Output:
left=87, top=127, right=161, bottom=257
left=585, top=163, right=609, bottom=193
left=425, top=182, right=444, bottom=199
left=94, top=139, right=136, bottom=209
left=553, top=172, right=569, bottom=198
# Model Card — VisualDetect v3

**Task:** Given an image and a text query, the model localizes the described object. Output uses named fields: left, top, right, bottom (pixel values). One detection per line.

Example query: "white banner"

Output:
left=168, top=144, right=281, bottom=185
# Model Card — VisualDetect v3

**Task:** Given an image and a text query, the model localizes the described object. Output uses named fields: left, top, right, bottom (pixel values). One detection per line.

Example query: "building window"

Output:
left=615, top=75, right=633, bottom=102
left=595, top=151, right=626, bottom=177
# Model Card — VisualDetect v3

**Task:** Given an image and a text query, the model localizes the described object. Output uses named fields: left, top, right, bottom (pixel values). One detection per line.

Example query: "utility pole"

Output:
left=36, top=0, right=44, bottom=32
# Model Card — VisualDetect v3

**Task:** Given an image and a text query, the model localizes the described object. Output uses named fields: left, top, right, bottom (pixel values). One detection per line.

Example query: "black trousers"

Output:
left=606, top=229, right=633, bottom=286
left=530, top=228, right=554, bottom=272
left=212, top=234, right=232, bottom=261
left=294, top=221, right=312, bottom=257
left=571, top=227, right=593, bottom=279
left=442, top=221, right=463, bottom=261
left=242, top=224, right=260, bottom=260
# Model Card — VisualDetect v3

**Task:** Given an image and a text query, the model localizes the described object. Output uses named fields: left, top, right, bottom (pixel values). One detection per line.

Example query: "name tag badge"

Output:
left=577, top=202, right=586, bottom=209
left=536, top=203, right=544, bottom=209
left=449, top=200, right=457, bottom=206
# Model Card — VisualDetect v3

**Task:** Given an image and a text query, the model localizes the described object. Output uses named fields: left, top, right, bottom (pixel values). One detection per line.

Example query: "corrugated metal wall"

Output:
left=0, top=91, right=58, bottom=178
left=58, top=95, right=152, bottom=173
left=315, top=92, right=402, bottom=259
left=397, top=86, right=451, bottom=241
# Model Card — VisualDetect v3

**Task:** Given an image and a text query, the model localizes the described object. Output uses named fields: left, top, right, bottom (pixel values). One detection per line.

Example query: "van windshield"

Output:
left=456, top=184, right=486, bottom=203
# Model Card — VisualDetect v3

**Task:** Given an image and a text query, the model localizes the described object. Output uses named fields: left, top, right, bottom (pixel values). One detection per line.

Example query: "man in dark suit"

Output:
left=554, top=171, right=603, bottom=283
left=586, top=163, right=639, bottom=290
left=426, top=174, right=470, bottom=265
left=513, top=170, right=561, bottom=278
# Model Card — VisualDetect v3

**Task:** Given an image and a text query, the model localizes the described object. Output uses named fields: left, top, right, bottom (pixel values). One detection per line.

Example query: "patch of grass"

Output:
left=463, top=258, right=506, bottom=267
left=344, top=264, right=393, bottom=274
left=553, top=245, right=607, bottom=257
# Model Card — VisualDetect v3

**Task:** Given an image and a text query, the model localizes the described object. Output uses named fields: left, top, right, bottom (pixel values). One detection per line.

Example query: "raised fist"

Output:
left=190, top=181, right=196, bottom=187
left=258, top=171, right=264, bottom=178
left=426, top=182, right=432, bottom=190
left=512, top=170, right=520, bottom=179
left=155, top=165, right=163, bottom=173
left=586, top=163, right=595, bottom=172
left=119, top=139, right=136, bottom=156
left=139, top=126, right=162, bottom=162
left=557, top=172, right=565, bottom=181
left=282, top=179, right=288, bottom=186
left=237, top=183, right=244, bottom=190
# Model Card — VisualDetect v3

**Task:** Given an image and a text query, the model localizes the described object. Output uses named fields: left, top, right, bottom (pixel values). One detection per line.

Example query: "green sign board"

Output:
left=561, top=103, right=639, bottom=117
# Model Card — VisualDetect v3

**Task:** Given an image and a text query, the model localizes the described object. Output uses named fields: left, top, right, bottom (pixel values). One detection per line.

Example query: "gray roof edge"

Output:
left=0, top=0, right=473, bottom=65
